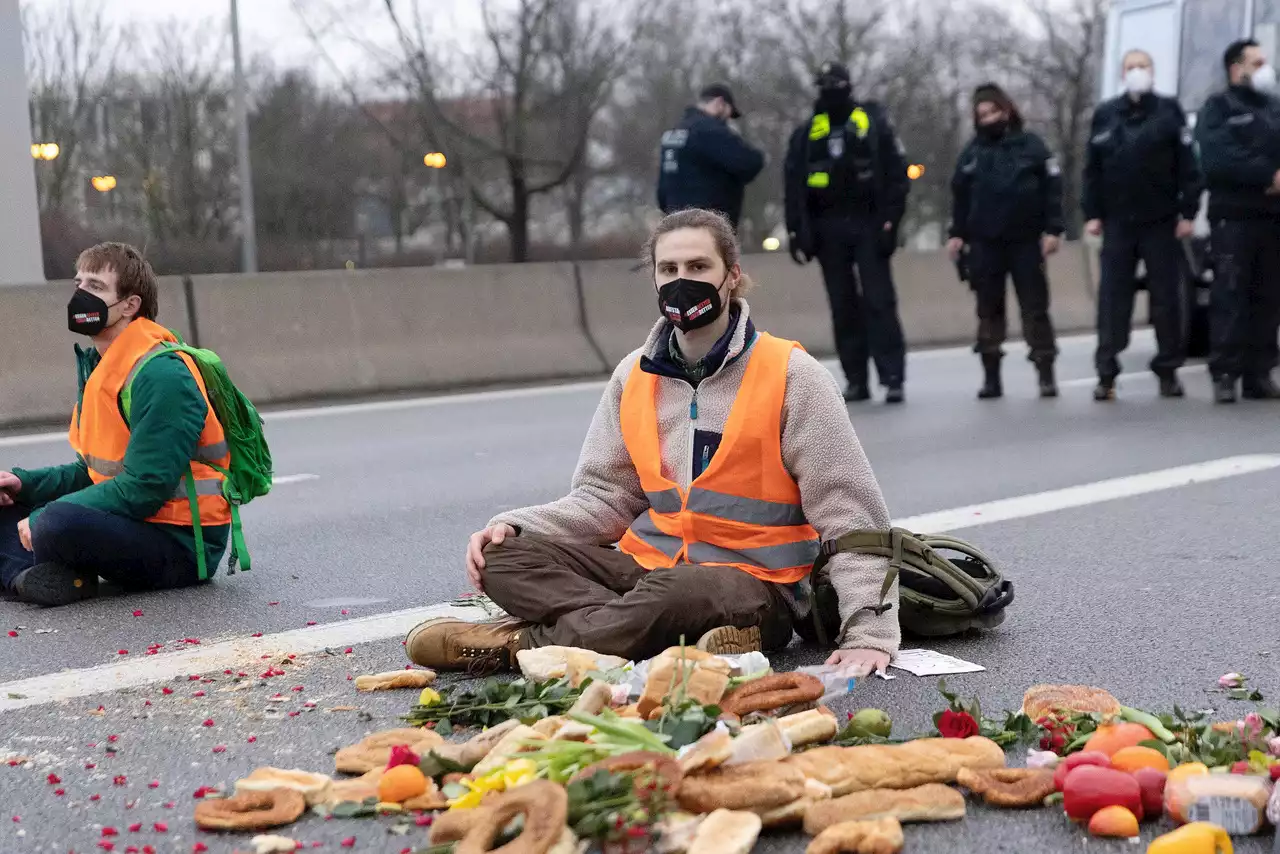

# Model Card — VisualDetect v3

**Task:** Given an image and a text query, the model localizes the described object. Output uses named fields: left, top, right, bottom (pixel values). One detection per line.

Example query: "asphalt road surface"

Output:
left=1, top=329, right=1278, bottom=854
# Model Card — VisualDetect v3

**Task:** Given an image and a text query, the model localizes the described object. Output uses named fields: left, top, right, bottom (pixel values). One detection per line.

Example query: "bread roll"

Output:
left=686, top=809, right=762, bottom=854
left=779, top=708, right=838, bottom=747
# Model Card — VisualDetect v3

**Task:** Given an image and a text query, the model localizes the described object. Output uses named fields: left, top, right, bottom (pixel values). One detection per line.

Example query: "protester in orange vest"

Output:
left=0, top=243, right=231, bottom=606
left=406, top=208, right=899, bottom=675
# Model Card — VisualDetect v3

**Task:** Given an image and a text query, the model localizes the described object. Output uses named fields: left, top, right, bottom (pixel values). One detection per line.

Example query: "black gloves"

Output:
left=877, top=223, right=900, bottom=257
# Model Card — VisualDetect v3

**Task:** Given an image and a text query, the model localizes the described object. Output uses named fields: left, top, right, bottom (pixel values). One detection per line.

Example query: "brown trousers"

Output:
left=482, top=535, right=794, bottom=662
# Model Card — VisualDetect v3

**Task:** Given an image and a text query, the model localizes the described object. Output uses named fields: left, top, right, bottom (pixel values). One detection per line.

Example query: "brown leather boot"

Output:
left=404, top=616, right=531, bottom=673
left=695, top=625, right=761, bottom=655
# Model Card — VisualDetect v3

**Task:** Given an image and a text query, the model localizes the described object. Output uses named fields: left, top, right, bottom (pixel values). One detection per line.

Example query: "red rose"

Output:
left=937, top=709, right=980, bottom=738
left=385, top=745, right=421, bottom=770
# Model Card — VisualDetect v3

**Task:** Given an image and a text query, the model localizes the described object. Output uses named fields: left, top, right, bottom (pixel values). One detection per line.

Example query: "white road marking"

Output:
left=895, top=454, right=1280, bottom=532
left=1, top=451, right=1275, bottom=713
left=271, top=473, right=320, bottom=486
left=0, top=330, right=1118, bottom=447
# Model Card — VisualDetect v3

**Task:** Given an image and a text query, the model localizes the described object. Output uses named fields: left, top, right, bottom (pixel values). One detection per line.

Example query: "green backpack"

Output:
left=121, top=337, right=272, bottom=581
left=802, top=527, right=1014, bottom=644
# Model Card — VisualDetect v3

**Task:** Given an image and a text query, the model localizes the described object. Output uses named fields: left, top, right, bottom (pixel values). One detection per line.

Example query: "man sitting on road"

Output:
left=405, top=208, right=899, bottom=676
left=0, top=243, right=231, bottom=606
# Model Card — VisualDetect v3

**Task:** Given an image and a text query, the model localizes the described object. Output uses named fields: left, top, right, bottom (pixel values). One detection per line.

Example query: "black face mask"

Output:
left=657, top=276, right=728, bottom=332
left=816, top=86, right=853, bottom=114
left=977, top=119, right=1008, bottom=140
left=67, top=288, right=122, bottom=336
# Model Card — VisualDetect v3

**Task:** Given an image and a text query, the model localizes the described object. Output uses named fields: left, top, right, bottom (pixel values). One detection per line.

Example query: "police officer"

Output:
left=784, top=61, right=909, bottom=404
left=947, top=83, right=1064, bottom=399
left=657, top=84, right=765, bottom=230
left=1084, top=50, right=1203, bottom=401
left=1195, top=39, right=1280, bottom=403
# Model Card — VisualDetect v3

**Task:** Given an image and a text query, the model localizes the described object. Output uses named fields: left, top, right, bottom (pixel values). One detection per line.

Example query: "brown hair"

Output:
left=641, top=208, right=755, bottom=300
left=75, top=242, right=159, bottom=321
left=972, top=82, right=1025, bottom=132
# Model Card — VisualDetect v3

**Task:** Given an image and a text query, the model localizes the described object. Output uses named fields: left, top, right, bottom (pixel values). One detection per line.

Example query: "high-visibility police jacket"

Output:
left=68, top=317, right=231, bottom=528
left=617, top=332, right=820, bottom=583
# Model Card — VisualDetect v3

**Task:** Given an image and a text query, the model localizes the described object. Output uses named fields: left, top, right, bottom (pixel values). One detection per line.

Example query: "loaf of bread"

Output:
left=803, top=784, right=966, bottom=834
left=686, top=809, right=763, bottom=854
left=778, top=708, right=838, bottom=747
left=724, top=720, right=791, bottom=766
left=516, top=646, right=628, bottom=687
left=637, top=648, right=731, bottom=719
left=677, top=760, right=809, bottom=814
left=785, top=736, right=1005, bottom=796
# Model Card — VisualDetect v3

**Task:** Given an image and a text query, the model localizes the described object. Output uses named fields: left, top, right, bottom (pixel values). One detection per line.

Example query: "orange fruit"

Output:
left=1110, top=745, right=1170, bottom=773
left=1083, top=722, right=1156, bottom=757
left=377, top=764, right=427, bottom=803
left=1088, top=805, right=1139, bottom=838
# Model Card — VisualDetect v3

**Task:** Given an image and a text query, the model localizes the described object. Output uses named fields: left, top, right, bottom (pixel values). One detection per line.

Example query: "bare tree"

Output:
left=22, top=0, right=124, bottom=213
left=1004, top=0, right=1109, bottom=238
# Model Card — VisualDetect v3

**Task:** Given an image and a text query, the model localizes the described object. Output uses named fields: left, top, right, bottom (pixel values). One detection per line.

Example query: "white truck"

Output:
left=1098, top=0, right=1279, bottom=355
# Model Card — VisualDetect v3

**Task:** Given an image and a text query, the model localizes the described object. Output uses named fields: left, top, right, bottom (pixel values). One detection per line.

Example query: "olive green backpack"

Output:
left=802, top=527, right=1015, bottom=644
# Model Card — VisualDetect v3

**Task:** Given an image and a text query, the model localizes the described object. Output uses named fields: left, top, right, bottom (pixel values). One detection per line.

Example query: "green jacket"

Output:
left=13, top=339, right=228, bottom=574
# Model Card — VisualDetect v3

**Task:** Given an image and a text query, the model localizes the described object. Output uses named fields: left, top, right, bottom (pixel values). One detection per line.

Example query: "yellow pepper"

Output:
left=446, top=758, right=538, bottom=810
left=1146, top=822, right=1233, bottom=854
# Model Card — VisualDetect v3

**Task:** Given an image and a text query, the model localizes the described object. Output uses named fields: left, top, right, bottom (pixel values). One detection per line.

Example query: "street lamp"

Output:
left=423, top=152, right=446, bottom=169
left=907, top=164, right=925, bottom=180
left=30, top=142, right=60, bottom=161
left=91, top=175, right=116, bottom=192
left=762, top=237, right=781, bottom=252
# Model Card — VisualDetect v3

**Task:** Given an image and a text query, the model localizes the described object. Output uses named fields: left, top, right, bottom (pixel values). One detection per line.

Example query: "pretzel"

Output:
left=955, top=767, right=1056, bottom=808
left=455, top=780, right=568, bottom=854
left=719, top=672, right=825, bottom=716
left=194, top=787, right=306, bottom=831
left=569, top=751, right=683, bottom=796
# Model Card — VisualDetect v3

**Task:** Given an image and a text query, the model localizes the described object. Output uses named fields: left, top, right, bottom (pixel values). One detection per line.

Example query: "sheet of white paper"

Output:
left=889, top=648, right=985, bottom=676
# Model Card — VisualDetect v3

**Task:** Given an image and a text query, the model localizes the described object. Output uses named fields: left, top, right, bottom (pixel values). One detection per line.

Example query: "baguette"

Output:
left=785, top=736, right=1004, bottom=796
left=353, top=669, right=436, bottom=692
left=805, top=818, right=904, bottom=854
left=677, top=760, right=808, bottom=814
left=680, top=729, right=734, bottom=775
left=724, top=720, right=791, bottom=766
left=686, top=809, right=762, bottom=854
left=778, top=708, right=838, bottom=747
left=803, top=784, right=965, bottom=834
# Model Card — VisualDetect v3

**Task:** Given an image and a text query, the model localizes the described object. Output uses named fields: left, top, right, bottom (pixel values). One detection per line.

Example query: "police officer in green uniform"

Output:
left=784, top=61, right=910, bottom=404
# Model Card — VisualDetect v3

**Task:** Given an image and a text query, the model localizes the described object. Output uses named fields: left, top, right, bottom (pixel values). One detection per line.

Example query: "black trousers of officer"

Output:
left=1208, top=218, right=1280, bottom=381
left=1095, top=219, right=1185, bottom=380
left=968, top=239, right=1058, bottom=363
left=812, top=214, right=907, bottom=388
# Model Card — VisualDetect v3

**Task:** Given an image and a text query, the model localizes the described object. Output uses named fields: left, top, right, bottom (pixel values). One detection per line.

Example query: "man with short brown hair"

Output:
left=0, top=242, right=232, bottom=606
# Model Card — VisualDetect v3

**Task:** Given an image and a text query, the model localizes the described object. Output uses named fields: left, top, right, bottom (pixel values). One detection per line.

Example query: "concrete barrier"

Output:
left=580, top=243, right=1098, bottom=367
left=189, top=263, right=607, bottom=405
left=0, top=276, right=192, bottom=428
left=0, top=249, right=1100, bottom=428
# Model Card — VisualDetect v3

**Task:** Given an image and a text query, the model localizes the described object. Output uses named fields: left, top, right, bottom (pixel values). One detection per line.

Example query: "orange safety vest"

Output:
left=617, top=331, right=820, bottom=583
left=68, top=318, right=232, bottom=528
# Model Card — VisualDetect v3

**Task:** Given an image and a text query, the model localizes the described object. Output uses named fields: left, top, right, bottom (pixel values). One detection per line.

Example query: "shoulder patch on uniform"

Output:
left=1227, top=113, right=1255, bottom=126
left=895, top=137, right=906, bottom=156
left=660, top=129, right=689, bottom=147
left=1045, top=156, right=1061, bottom=176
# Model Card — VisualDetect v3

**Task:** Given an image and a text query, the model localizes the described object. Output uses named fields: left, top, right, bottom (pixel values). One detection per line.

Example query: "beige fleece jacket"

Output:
left=488, top=299, right=900, bottom=656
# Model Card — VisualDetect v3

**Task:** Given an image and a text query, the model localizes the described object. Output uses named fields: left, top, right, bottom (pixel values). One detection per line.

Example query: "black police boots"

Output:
left=884, top=385, right=905, bottom=404
left=1242, top=374, right=1280, bottom=400
left=1214, top=376, right=1238, bottom=404
left=1037, top=361, right=1058, bottom=398
left=843, top=382, right=871, bottom=403
left=1093, top=376, right=1117, bottom=402
left=977, top=355, right=1002, bottom=400
left=1157, top=373, right=1185, bottom=398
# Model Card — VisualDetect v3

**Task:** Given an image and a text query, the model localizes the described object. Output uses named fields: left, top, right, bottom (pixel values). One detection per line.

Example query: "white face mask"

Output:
left=1124, top=67, right=1154, bottom=95
left=1250, top=63, right=1278, bottom=93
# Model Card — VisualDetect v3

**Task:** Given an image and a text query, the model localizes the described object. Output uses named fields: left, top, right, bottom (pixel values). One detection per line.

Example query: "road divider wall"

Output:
left=1, top=245, right=1097, bottom=428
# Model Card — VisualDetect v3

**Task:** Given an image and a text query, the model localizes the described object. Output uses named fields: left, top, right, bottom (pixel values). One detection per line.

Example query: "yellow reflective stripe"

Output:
left=687, top=540, right=820, bottom=572
left=686, top=487, right=808, bottom=527
left=809, top=113, right=831, bottom=140
left=626, top=512, right=683, bottom=560
left=850, top=107, right=871, bottom=139
left=123, top=343, right=171, bottom=390
left=807, top=172, right=830, bottom=188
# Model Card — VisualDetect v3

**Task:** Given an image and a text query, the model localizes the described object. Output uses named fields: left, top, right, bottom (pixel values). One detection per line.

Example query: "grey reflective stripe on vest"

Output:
left=83, top=440, right=228, bottom=480
left=173, top=477, right=225, bottom=500
left=687, top=539, right=820, bottom=571
left=686, top=487, right=808, bottom=527
left=645, top=488, right=683, bottom=514
left=84, top=453, right=124, bottom=477
left=626, top=511, right=683, bottom=559
left=123, top=342, right=171, bottom=390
